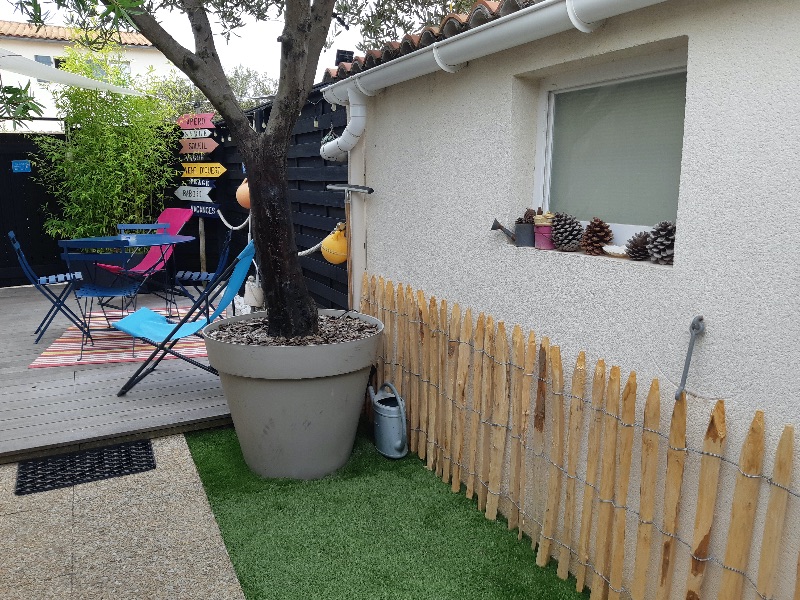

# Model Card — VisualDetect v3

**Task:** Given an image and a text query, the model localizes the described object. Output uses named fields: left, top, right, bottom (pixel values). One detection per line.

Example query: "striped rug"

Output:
left=29, top=309, right=208, bottom=369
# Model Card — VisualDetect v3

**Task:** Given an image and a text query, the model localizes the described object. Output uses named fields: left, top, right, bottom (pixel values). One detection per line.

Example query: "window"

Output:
left=533, top=50, right=688, bottom=242
left=34, top=54, right=53, bottom=82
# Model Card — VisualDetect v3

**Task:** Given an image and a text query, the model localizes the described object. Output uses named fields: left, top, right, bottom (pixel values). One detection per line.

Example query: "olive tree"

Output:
left=16, top=0, right=457, bottom=338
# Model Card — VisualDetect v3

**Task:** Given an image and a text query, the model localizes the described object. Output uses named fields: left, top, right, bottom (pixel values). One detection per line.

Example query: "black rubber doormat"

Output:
left=14, top=439, right=156, bottom=495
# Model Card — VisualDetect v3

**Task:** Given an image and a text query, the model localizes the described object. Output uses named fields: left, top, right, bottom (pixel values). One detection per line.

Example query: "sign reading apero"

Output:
left=177, top=113, right=215, bottom=129
left=190, top=202, right=220, bottom=218
left=174, top=186, right=212, bottom=202
left=181, top=162, right=226, bottom=178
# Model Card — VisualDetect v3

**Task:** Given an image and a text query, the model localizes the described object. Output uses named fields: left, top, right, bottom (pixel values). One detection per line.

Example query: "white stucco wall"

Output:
left=352, top=0, right=800, bottom=597
left=0, top=36, right=174, bottom=132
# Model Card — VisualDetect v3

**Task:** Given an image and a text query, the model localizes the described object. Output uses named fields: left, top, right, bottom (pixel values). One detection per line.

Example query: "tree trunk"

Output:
left=241, top=134, right=319, bottom=338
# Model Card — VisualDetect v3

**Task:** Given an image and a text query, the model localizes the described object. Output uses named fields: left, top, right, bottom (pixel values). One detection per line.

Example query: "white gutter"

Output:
left=319, top=0, right=668, bottom=160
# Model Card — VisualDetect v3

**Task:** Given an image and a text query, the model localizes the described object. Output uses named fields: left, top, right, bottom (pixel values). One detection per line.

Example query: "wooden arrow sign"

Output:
left=191, top=202, right=220, bottom=218
left=182, top=128, right=213, bottom=139
left=174, top=186, right=212, bottom=202
left=185, top=178, right=216, bottom=188
left=181, top=162, right=226, bottom=178
left=177, top=113, right=215, bottom=129
left=179, top=138, right=219, bottom=154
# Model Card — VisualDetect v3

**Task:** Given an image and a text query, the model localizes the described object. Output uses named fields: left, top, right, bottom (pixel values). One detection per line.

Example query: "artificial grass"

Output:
left=186, top=425, right=590, bottom=600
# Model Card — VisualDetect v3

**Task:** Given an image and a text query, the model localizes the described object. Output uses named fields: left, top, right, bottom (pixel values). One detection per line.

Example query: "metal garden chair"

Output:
left=173, top=229, right=233, bottom=318
left=7, top=230, right=91, bottom=343
left=113, top=240, right=255, bottom=396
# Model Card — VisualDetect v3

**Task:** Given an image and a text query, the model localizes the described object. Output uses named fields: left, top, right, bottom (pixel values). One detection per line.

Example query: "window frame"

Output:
left=532, top=49, right=688, bottom=243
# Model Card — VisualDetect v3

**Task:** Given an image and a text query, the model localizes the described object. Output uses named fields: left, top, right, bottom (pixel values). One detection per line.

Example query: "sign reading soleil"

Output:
left=179, top=138, right=219, bottom=154
left=181, top=162, right=226, bottom=178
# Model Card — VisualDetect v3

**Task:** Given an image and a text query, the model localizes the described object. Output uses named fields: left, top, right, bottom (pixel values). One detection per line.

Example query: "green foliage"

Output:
left=0, top=79, right=45, bottom=129
left=31, top=43, right=181, bottom=239
left=150, top=65, right=278, bottom=121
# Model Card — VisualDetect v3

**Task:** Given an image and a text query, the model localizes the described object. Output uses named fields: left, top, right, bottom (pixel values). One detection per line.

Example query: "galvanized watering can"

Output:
left=368, top=382, right=408, bottom=459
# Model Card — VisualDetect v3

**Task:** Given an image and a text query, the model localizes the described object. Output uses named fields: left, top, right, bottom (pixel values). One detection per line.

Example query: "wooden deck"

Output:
left=0, top=285, right=230, bottom=463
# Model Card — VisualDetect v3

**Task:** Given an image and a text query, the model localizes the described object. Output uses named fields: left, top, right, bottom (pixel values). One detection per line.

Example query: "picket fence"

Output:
left=360, top=274, right=798, bottom=600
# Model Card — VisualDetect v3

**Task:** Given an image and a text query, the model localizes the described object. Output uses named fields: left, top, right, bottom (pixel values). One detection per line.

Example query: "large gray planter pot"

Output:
left=203, top=309, right=383, bottom=480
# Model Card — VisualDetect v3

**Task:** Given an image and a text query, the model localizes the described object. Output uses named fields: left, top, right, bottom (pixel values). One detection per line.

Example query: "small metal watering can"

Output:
left=368, top=382, right=408, bottom=459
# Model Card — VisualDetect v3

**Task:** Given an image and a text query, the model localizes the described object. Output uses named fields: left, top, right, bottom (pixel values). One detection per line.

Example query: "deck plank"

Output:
left=0, top=286, right=230, bottom=462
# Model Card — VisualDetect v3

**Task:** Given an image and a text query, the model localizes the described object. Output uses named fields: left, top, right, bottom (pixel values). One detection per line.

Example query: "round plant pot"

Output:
left=203, top=309, right=383, bottom=480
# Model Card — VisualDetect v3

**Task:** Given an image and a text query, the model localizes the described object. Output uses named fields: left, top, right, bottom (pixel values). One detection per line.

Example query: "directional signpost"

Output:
left=175, top=113, right=222, bottom=272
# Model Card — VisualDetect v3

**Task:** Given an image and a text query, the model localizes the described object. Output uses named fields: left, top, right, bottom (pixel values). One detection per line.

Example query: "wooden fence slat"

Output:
left=427, top=297, right=439, bottom=471
left=360, top=273, right=369, bottom=314
left=508, top=325, right=526, bottom=531
left=395, top=288, right=407, bottom=443
left=590, top=365, right=621, bottom=600
left=684, top=400, right=727, bottom=600
left=416, top=290, right=429, bottom=462
left=655, top=392, right=688, bottom=600
left=608, top=372, right=637, bottom=600
left=375, top=277, right=385, bottom=389
left=466, top=313, right=486, bottom=500
left=477, top=316, right=495, bottom=512
left=518, top=331, right=536, bottom=540
left=530, top=337, right=550, bottom=549
left=383, top=281, right=395, bottom=390
left=537, top=346, right=565, bottom=567
left=442, top=302, right=460, bottom=484
left=756, top=424, right=794, bottom=598
left=407, top=287, right=420, bottom=455
left=717, top=409, right=765, bottom=600
left=630, top=378, right=661, bottom=600
left=795, top=550, right=800, bottom=600
left=451, top=307, right=472, bottom=493
left=486, top=321, right=510, bottom=521
left=558, top=351, right=587, bottom=579
left=436, top=300, right=447, bottom=477
left=575, top=358, right=606, bottom=593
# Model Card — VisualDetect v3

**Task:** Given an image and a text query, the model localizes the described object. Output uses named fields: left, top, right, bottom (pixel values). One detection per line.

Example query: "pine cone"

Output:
left=646, top=221, right=676, bottom=265
left=581, top=217, right=613, bottom=255
left=626, top=231, right=651, bottom=261
left=551, top=213, right=584, bottom=252
left=523, top=208, right=537, bottom=224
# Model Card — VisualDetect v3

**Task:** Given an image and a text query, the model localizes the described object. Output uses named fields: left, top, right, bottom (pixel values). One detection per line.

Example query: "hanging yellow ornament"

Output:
left=321, top=226, right=348, bottom=264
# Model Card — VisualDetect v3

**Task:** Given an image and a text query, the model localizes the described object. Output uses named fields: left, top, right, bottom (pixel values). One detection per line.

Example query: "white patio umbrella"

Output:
left=0, top=46, right=143, bottom=96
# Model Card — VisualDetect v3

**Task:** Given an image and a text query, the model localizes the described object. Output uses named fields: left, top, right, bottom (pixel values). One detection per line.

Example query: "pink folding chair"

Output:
left=97, top=208, right=193, bottom=277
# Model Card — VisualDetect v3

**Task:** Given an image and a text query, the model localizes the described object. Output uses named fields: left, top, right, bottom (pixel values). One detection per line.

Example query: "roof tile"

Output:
left=0, top=19, right=151, bottom=46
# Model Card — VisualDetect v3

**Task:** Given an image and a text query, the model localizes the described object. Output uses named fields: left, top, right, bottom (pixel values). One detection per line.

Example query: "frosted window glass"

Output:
left=549, top=72, right=686, bottom=226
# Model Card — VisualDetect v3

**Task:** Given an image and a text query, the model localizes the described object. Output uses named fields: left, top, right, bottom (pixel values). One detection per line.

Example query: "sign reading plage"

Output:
left=181, top=162, right=226, bottom=178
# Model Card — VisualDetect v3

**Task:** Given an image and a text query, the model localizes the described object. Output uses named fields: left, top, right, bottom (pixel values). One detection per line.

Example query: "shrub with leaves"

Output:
left=32, top=42, right=181, bottom=239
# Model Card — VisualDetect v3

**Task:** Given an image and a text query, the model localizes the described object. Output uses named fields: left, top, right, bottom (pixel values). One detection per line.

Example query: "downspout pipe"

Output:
left=320, top=0, right=668, bottom=155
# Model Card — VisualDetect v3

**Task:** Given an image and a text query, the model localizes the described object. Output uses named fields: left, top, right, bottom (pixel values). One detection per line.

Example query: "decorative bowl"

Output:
left=602, top=245, right=628, bottom=258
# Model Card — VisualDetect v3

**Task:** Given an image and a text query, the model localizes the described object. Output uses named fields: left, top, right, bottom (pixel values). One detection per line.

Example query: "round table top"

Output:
left=58, top=234, right=195, bottom=249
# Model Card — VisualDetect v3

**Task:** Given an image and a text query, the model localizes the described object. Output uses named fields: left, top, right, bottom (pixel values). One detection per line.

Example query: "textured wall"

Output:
left=354, top=0, right=800, bottom=597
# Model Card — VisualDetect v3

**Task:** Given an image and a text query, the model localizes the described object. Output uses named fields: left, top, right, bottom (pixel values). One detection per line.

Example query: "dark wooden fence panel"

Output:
left=0, top=134, right=64, bottom=286
left=212, top=83, right=349, bottom=309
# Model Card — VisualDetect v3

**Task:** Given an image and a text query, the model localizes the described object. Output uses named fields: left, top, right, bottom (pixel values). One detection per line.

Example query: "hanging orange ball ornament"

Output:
left=321, top=229, right=348, bottom=264
left=235, top=178, right=250, bottom=209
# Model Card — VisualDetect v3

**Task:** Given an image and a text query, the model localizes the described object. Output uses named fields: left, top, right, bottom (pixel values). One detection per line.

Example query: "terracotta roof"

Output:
left=0, top=19, right=152, bottom=46
left=322, top=0, right=532, bottom=84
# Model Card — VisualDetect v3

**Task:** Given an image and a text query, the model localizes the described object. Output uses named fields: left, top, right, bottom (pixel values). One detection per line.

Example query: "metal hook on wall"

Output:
left=676, top=315, right=706, bottom=400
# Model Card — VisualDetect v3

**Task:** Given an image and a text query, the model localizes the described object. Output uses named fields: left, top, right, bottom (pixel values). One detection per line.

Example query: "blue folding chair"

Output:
left=114, top=240, right=255, bottom=396
left=7, top=230, right=91, bottom=343
left=173, top=230, right=233, bottom=318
